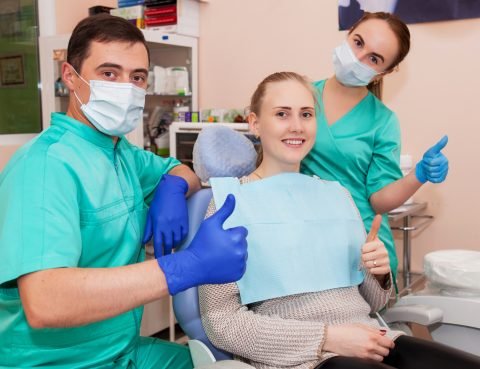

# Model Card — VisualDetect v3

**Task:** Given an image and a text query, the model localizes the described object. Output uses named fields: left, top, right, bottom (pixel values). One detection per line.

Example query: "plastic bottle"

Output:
left=173, top=100, right=189, bottom=122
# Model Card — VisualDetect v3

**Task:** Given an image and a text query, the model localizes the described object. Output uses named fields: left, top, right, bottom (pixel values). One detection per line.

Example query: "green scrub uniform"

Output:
left=0, top=113, right=193, bottom=369
left=301, top=80, right=402, bottom=282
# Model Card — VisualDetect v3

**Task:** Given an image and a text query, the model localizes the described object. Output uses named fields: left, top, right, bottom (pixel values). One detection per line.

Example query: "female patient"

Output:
left=198, top=72, right=479, bottom=369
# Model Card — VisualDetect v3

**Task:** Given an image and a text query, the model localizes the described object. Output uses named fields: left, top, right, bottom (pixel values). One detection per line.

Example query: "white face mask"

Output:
left=73, top=69, right=146, bottom=136
left=332, top=41, right=378, bottom=87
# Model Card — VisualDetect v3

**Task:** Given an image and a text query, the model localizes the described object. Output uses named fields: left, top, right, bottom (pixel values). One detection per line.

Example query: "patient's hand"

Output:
left=323, top=323, right=394, bottom=361
left=362, top=215, right=390, bottom=278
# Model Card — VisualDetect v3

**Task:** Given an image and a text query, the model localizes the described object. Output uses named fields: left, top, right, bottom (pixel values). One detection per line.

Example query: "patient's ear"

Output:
left=248, top=112, right=260, bottom=137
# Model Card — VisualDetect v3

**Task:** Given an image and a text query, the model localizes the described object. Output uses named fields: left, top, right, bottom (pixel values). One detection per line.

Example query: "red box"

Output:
left=145, top=5, right=176, bottom=16
left=144, top=14, right=177, bottom=26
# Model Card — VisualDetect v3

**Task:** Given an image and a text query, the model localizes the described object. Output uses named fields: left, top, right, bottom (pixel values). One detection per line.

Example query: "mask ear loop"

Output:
left=73, top=90, right=85, bottom=107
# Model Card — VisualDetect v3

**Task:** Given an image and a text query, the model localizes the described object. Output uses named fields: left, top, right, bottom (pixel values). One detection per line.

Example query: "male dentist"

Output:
left=0, top=14, right=247, bottom=368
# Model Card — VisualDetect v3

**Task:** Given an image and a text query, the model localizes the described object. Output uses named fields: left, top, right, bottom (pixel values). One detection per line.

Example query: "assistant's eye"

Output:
left=369, top=55, right=378, bottom=65
left=276, top=111, right=288, bottom=118
left=353, top=38, right=362, bottom=48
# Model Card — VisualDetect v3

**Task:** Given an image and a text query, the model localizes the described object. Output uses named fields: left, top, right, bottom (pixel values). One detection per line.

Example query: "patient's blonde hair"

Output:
left=249, top=72, right=317, bottom=116
left=248, top=72, right=318, bottom=167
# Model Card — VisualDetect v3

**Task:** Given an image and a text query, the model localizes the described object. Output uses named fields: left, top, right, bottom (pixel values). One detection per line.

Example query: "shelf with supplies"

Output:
left=146, top=93, right=192, bottom=98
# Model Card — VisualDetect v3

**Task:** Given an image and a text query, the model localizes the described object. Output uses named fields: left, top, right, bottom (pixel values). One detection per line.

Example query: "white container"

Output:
left=169, top=66, right=190, bottom=95
left=424, top=250, right=480, bottom=297
left=400, top=154, right=414, bottom=205
left=153, top=66, right=167, bottom=95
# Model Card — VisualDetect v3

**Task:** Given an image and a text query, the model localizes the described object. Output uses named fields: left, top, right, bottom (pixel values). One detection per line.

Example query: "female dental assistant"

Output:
left=301, top=12, right=449, bottom=281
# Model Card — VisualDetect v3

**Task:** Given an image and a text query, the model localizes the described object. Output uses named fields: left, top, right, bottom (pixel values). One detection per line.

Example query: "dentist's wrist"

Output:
left=156, top=251, right=197, bottom=295
left=163, top=174, right=189, bottom=194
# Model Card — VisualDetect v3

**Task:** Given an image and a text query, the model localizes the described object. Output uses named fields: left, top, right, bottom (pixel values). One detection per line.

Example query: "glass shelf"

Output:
left=146, top=94, right=192, bottom=98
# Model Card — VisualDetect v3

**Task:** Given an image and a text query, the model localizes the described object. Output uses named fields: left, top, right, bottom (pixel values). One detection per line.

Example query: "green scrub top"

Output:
left=301, top=80, right=403, bottom=282
left=0, top=113, right=188, bottom=368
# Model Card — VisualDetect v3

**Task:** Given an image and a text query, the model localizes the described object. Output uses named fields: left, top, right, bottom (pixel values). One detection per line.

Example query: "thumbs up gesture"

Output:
left=157, top=194, right=249, bottom=295
left=361, top=215, right=390, bottom=276
left=415, top=135, right=449, bottom=184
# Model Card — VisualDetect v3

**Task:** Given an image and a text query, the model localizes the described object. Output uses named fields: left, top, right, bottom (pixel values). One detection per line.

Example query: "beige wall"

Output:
left=55, top=0, right=117, bottom=34
left=198, top=0, right=480, bottom=272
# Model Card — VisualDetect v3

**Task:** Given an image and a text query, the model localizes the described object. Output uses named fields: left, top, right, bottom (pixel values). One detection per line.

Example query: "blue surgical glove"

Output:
left=157, top=194, right=248, bottom=295
left=415, top=135, right=449, bottom=184
left=143, top=174, right=189, bottom=257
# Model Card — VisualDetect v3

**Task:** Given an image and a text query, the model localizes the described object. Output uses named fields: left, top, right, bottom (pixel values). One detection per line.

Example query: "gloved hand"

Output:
left=157, top=194, right=248, bottom=295
left=415, top=135, right=449, bottom=184
left=143, top=174, right=189, bottom=257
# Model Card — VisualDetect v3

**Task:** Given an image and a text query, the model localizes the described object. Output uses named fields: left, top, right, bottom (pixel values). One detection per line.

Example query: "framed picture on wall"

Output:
left=338, top=0, right=480, bottom=30
left=0, top=55, right=25, bottom=86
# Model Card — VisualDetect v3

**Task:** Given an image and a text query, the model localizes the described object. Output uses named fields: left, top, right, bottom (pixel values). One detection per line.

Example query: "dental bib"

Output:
left=211, top=173, right=365, bottom=305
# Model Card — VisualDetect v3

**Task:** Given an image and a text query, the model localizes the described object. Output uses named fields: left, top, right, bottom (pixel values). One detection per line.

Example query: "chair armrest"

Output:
left=190, top=339, right=255, bottom=369
left=189, top=339, right=216, bottom=368
left=382, top=304, right=443, bottom=326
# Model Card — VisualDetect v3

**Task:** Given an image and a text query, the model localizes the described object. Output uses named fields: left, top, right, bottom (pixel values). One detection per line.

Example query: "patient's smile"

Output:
left=282, top=138, right=305, bottom=147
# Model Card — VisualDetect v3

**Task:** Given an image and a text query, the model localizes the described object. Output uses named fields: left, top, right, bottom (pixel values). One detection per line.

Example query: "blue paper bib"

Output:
left=211, top=173, right=366, bottom=305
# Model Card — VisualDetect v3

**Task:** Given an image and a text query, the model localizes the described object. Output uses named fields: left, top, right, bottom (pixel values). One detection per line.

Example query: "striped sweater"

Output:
left=199, top=177, right=403, bottom=369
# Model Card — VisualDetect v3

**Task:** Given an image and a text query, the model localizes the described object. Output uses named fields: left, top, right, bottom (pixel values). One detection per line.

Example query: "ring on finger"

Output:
left=373, top=259, right=377, bottom=267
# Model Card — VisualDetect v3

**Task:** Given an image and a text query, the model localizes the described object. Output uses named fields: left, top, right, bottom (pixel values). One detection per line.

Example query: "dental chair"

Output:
left=383, top=250, right=480, bottom=356
left=172, top=126, right=480, bottom=368
left=173, top=126, right=257, bottom=369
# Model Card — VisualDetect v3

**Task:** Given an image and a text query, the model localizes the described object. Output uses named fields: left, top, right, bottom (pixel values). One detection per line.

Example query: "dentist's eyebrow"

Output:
left=96, top=62, right=122, bottom=70
left=273, top=106, right=314, bottom=110
left=96, top=63, right=148, bottom=75
left=132, top=68, right=149, bottom=75
left=354, top=34, right=385, bottom=63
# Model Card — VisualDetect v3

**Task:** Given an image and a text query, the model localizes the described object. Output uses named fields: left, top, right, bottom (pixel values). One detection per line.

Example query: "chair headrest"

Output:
left=193, top=125, right=257, bottom=183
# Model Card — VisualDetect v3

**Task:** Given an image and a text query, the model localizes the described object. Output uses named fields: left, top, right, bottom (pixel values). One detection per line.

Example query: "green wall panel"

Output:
left=0, top=2, right=42, bottom=134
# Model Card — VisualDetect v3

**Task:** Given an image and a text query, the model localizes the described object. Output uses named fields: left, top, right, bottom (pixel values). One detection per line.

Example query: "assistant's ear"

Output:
left=248, top=112, right=260, bottom=138
left=372, top=64, right=398, bottom=84
left=61, top=62, right=77, bottom=91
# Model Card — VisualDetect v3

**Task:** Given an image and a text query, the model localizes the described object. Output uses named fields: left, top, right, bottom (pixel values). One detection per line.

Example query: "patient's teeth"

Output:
left=284, top=139, right=303, bottom=145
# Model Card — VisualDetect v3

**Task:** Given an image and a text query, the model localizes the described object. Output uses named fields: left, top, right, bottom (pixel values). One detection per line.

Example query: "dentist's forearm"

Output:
left=18, top=259, right=168, bottom=328
left=369, top=171, right=422, bottom=214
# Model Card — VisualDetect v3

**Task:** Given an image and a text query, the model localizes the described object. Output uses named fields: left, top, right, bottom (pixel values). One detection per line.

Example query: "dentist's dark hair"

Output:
left=67, top=13, right=150, bottom=73
left=349, top=12, right=410, bottom=100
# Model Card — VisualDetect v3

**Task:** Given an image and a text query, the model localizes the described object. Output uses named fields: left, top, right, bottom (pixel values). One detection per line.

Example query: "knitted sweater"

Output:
left=199, top=177, right=403, bottom=369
